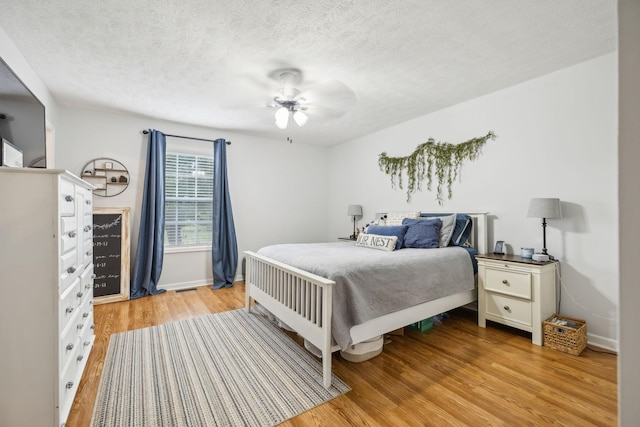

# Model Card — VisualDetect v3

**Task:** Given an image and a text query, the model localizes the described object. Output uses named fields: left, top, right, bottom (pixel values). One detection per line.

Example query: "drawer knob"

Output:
left=66, top=343, right=74, bottom=351
left=77, top=292, right=83, bottom=298
left=77, top=355, right=84, bottom=362
left=91, top=324, right=96, bottom=330
left=68, top=231, right=76, bottom=238
left=85, top=284, right=91, bottom=290
left=67, top=266, right=76, bottom=274
left=66, top=381, right=74, bottom=389
left=503, top=305, right=511, bottom=311
left=86, top=200, right=91, bottom=205
left=65, top=195, right=74, bottom=202
left=502, top=279, right=509, bottom=285
left=86, top=250, right=92, bottom=256
left=83, top=312, right=89, bottom=318
left=84, top=341, right=91, bottom=347
left=84, top=225, right=92, bottom=232
left=77, top=323, right=84, bottom=330
left=91, top=274, right=96, bottom=279
left=65, top=307, right=74, bottom=314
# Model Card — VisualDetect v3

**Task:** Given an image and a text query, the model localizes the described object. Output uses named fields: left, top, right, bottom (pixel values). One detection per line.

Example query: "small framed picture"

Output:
left=104, top=161, right=113, bottom=169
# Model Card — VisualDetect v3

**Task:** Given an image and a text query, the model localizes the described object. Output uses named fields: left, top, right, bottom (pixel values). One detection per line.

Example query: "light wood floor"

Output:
left=67, top=284, right=617, bottom=426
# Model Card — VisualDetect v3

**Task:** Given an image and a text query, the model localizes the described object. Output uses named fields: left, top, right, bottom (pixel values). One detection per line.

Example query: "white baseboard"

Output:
left=587, top=332, right=618, bottom=353
left=158, top=275, right=244, bottom=292
left=159, top=280, right=212, bottom=292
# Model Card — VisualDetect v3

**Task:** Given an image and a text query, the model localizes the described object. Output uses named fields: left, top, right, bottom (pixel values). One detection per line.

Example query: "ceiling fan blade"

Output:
left=217, top=74, right=278, bottom=109
left=295, top=80, right=357, bottom=119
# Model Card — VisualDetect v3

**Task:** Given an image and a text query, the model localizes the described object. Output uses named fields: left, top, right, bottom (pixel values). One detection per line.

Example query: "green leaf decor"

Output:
left=378, top=131, right=495, bottom=204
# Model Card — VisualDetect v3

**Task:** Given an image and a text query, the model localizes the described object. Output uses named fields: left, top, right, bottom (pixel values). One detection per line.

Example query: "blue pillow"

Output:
left=420, top=213, right=472, bottom=246
left=366, top=224, right=408, bottom=250
left=401, top=218, right=442, bottom=249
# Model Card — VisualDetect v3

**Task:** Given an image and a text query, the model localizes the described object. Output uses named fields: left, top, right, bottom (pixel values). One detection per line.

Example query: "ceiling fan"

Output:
left=268, top=68, right=310, bottom=129
left=225, top=67, right=356, bottom=131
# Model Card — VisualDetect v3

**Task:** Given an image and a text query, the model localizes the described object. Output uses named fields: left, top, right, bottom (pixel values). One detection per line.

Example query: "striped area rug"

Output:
left=90, top=309, right=350, bottom=427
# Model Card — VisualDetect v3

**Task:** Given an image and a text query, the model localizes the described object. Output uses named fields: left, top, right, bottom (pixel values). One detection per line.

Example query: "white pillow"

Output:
left=437, top=213, right=457, bottom=247
left=384, top=211, right=420, bottom=226
left=356, top=233, right=398, bottom=251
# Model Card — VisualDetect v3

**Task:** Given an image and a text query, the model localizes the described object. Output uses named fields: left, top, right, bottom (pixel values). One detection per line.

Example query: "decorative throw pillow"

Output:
left=420, top=213, right=473, bottom=246
left=366, top=224, right=409, bottom=250
left=452, top=214, right=473, bottom=246
left=384, top=211, right=420, bottom=226
left=401, top=218, right=442, bottom=249
left=436, top=213, right=457, bottom=247
left=356, top=233, right=398, bottom=252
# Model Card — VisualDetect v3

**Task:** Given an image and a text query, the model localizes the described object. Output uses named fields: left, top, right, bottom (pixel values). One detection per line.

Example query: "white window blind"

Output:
left=165, top=152, right=214, bottom=247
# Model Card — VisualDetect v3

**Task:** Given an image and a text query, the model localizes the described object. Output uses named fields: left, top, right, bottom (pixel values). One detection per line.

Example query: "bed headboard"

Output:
left=467, top=212, right=488, bottom=255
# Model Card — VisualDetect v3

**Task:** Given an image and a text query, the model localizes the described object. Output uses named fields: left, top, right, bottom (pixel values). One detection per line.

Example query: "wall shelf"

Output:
left=81, top=158, right=130, bottom=197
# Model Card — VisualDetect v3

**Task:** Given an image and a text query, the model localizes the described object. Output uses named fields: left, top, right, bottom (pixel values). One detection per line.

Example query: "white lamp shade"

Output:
left=347, top=204, right=363, bottom=216
left=293, top=110, right=308, bottom=127
left=527, top=198, right=562, bottom=219
left=275, top=107, right=289, bottom=129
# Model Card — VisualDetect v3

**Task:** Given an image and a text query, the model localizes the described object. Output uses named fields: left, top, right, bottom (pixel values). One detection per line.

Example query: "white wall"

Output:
left=55, top=107, right=329, bottom=289
left=618, top=0, right=640, bottom=424
left=327, top=53, right=618, bottom=349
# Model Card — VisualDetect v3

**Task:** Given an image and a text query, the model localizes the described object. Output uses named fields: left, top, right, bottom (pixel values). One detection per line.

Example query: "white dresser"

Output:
left=0, top=168, right=95, bottom=427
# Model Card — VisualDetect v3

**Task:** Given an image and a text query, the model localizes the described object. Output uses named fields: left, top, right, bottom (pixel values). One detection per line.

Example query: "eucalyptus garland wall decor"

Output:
left=378, top=131, right=495, bottom=204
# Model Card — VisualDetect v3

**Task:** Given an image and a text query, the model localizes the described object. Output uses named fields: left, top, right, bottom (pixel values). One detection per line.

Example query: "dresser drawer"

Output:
left=59, top=278, right=81, bottom=329
left=59, top=179, right=76, bottom=217
left=83, top=214, right=93, bottom=236
left=82, top=192, right=93, bottom=214
left=484, top=267, right=532, bottom=300
left=60, top=319, right=81, bottom=372
left=80, top=318, right=95, bottom=353
left=59, top=346, right=82, bottom=424
left=60, top=249, right=79, bottom=291
left=80, top=264, right=94, bottom=294
left=60, top=217, right=79, bottom=253
left=485, top=293, right=532, bottom=327
left=78, top=297, right=94, bottom=329
left=83, top=238, right=94, bottom=267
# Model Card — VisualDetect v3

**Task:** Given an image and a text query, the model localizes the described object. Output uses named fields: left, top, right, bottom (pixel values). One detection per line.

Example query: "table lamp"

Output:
left=527, top=198, right=562, bottom=259
left=347, top=204, right=363, bottom=240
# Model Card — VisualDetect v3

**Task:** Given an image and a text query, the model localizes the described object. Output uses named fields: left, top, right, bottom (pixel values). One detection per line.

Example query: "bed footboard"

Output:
left=244, top=251, right=336, bottom=389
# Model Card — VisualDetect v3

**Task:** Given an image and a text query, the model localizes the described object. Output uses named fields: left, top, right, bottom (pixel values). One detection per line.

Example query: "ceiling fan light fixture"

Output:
left=293, top=110, right=308, bottom=127
left=275, top=107, right=289, bottom=129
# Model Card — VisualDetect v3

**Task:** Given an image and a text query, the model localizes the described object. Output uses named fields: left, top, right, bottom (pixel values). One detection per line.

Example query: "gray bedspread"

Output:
left=257, top=242, right=475, bottom=350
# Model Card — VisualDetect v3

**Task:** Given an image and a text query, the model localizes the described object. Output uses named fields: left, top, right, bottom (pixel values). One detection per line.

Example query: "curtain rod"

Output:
left=142, top=129, right=231, bottom=145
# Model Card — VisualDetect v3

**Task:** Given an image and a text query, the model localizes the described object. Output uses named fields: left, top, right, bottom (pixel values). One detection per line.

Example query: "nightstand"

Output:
left=477, top=254, right=556, bottom=345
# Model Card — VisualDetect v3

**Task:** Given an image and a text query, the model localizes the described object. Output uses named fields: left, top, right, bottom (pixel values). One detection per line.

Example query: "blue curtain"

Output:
left=212, top=138, right=238, bottom=289
left=131, top=129, right=167, bottom=298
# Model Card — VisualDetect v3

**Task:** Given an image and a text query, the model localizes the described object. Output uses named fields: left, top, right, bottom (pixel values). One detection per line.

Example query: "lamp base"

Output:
left=532, top=253, right=550, bottom=262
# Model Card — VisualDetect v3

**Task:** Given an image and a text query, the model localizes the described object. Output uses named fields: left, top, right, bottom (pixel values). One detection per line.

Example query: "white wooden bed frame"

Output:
left=245, top=213, right=488, bottom=389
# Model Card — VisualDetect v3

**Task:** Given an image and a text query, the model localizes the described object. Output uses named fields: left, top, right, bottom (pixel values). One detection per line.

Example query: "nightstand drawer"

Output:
left=484, top=268, right=531, bottom=300
left=485, top=293, right=532, bottom=327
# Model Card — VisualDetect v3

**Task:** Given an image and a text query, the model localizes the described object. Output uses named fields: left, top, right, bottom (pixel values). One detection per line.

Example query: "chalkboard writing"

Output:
left=93, top=214, right=122, bottom=297
left=92, top=207, right=130, bottom=303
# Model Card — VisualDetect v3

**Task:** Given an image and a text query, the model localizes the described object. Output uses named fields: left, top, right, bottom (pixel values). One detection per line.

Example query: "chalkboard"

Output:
left=93, top=207, right=130, bottom=304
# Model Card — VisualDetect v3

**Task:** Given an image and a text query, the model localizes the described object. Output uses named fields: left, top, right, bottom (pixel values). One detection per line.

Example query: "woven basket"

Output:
left=543, top=314, right=587, bottom=356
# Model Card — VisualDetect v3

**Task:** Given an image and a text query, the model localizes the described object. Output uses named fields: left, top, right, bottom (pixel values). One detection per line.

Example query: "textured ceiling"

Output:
left=0, top=1, right=616, bottom=145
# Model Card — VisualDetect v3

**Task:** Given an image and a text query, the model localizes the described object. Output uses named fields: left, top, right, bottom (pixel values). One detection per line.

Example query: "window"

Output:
left=165, top=152, right=214, bottom=247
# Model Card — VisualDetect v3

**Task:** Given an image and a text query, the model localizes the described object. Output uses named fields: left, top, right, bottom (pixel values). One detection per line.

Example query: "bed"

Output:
left=244, top=212, right=487, bottom=389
